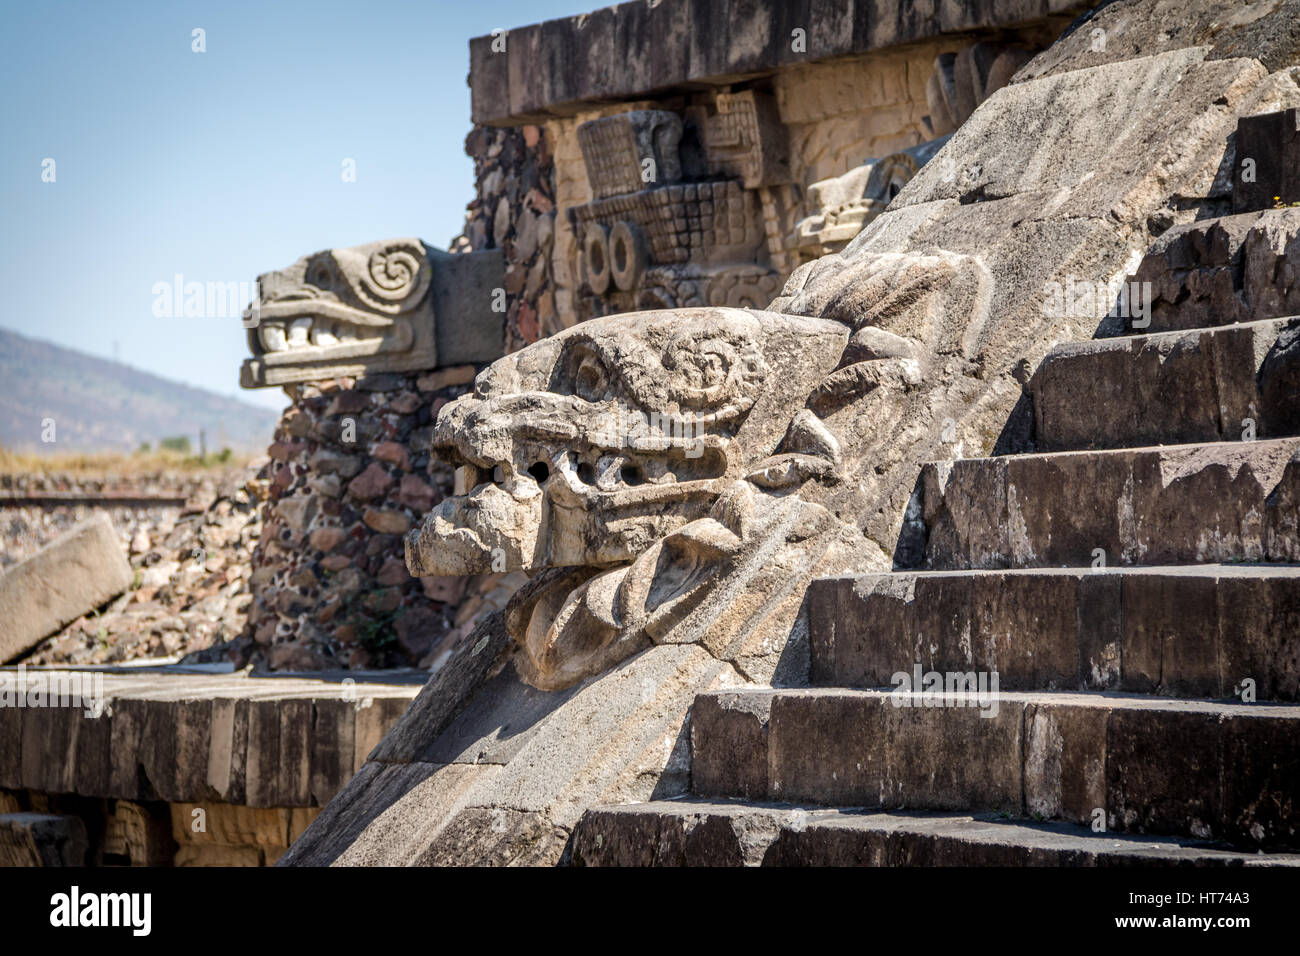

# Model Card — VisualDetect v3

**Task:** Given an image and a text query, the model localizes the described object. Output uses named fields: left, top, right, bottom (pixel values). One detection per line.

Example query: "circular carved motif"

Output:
left=609, top=221, right=648, bottom=292
left=583, top=224, right=612, bottom=295
left=363, top=244, right=423, bottom=302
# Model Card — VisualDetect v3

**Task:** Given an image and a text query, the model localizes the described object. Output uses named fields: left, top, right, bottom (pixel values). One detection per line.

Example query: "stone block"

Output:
left=1233, top=109, right=1300, bottom=213
left=0, top=513, right=132, bottom=663
left=689, top=691, right=773, bottom=800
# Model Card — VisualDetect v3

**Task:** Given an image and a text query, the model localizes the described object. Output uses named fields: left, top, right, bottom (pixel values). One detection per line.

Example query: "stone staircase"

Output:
left=565, top=220, right=1300, bottom=866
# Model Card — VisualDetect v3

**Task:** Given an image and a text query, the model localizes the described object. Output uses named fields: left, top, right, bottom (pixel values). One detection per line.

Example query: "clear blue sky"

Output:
left=0, top=0, right=594, bottom=412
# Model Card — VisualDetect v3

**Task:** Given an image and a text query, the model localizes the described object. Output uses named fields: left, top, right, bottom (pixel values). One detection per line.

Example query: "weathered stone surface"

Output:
left=100, top=799, right=175, bottom=866
left=430, top=248, right=508, bottom=365
left=927, top=42, right=1036, bottom=137
left=1031, top=318, right=1300, bottom=450
left=406, top=306, right=873, bottom=689
left=1120, top=209, right=1300, bottom=334
left=241, top=368, right=518, bottom=672
left=689, top=691, right=773, bottom=800
left=0, top=513, right=133, bottom=663
left=1017, top=0, right=1300, bottom=81
left=1234, top=109, right=1300, bottom=213
left=787, top=136, right=949, bottom=261
left=0, top=813, right=89, bottom=866
left=416, top=365, right=477, bottom=392
left=691, top=688, right=1300, bottom=845
left=469, top=0, right=1088, bottom=125
left=282, top=643, right=745, bottom=865
left=578, top=111, right=683, bottom=199
left=567, top=802, right=1300, bottom=867
left=915, top=438, right=1300, bottom=570
left=0, top=667, right=420, bottom=805
left=812, top=566, right=1300, bottom=700
left=346, top=463, right=394, bottom=501
left=297, top=0, right=1300, bottom=867
left=419, top=0, right=1300, bottom=700
left=892, top=48, right=1264, bottom=213
left=771, top=42, right=1288, bottom=561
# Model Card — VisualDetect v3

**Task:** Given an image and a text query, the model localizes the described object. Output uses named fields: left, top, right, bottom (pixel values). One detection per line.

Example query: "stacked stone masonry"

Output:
left=240, top=369, right=525, bottom=672
left=474, top=3, right=1078, bottom=336
left=0, top=668, right=419, bottom=866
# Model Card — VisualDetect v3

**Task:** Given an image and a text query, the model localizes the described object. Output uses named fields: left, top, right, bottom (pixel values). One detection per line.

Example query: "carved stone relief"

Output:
left=568, top=92, right=791, bottom=321
left=787, top=136, right=951, bottom=263
left=403, top=304, right=927, bottom=688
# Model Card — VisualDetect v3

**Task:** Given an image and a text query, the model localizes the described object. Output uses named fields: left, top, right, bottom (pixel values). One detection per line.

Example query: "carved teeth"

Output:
left=310, top=321, right=339, bottom=346
left=259, top=324, right=288, bottom=352
left=287, top=317, right=312, bottom=347
left=257, top=313, right=378, bottom=356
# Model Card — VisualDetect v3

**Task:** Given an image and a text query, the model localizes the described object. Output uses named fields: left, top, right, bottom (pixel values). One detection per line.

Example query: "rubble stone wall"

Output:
left=240, top=368, right=523, bottom=672
left=461, top=125, right=558, bottom=350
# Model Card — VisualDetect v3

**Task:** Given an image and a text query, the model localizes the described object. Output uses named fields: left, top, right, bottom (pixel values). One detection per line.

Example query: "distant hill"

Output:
left=0, top=328, right=280, bottom=455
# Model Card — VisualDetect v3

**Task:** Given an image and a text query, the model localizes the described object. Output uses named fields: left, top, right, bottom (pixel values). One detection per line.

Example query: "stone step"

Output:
left=689, top=689, right=1300, bottom=847
left=0, top=667, right=420, bottom=807
left=566, top=801, right=1300, bottom=867
left=1032, top=318, right=1300, bottom=452
left=911, top=437, right=1300, bottom=570
left=1107, top=208, right=1300, bottom=336
left=809, top=566, right=1300, bottom=701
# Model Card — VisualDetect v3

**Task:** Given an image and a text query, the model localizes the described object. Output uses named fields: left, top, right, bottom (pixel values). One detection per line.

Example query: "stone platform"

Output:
left=0, top=664, right=420, bottom=865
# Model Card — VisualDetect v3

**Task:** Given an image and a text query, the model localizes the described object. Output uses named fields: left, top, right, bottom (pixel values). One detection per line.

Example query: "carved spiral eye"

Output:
left=657, top=329, right=764, bottom=413
left=665, top=336, right=734, bottom=396
left=364, top=246, right=422, bottom=302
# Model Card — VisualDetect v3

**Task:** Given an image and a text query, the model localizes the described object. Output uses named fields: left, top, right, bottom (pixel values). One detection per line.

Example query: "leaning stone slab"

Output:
left=0, top=512, right=132, bottom=663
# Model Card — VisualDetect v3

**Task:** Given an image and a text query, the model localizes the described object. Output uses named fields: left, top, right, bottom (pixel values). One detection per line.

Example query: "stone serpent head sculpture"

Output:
left=241, top=238, right=438, bottom=387
left=406, top=306, right=878, bottom=688
left=406, top=253, right=986, bottom=691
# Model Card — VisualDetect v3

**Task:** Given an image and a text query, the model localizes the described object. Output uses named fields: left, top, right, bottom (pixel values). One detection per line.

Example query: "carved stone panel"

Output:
left=702, top=90, right=790, bottom=189
left=569, top=96, right=789, bottom=321
left=787, top=135, right=950, bottom=262
left=577, top=110, right=684, bottom=199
